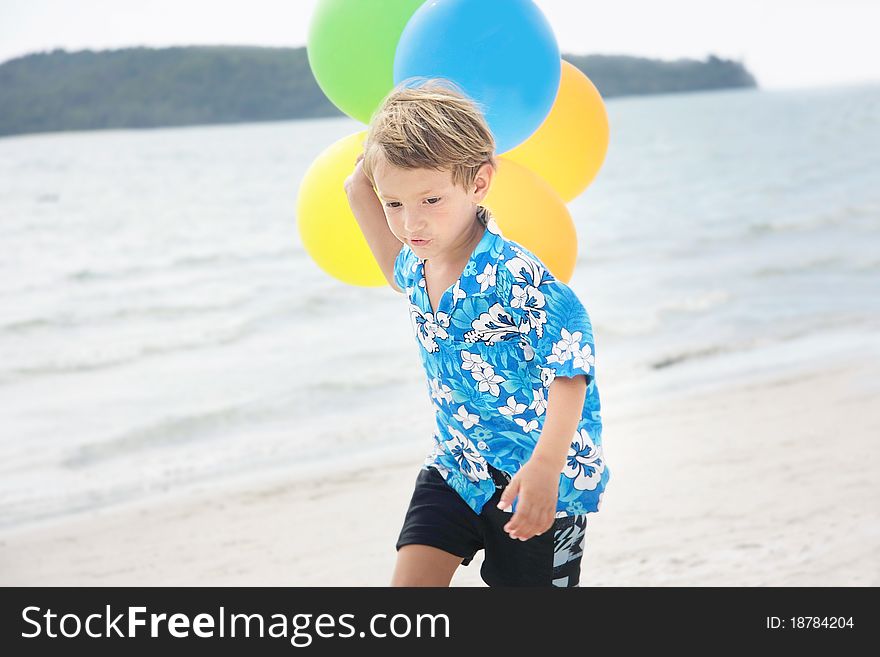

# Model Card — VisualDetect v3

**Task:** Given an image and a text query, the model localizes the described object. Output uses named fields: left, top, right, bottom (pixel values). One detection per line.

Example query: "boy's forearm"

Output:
left=347, top=183, right=393, bottom=244
left=346, top=183, right=403, bottom=283
left=531, top=375, right=588, bottom=471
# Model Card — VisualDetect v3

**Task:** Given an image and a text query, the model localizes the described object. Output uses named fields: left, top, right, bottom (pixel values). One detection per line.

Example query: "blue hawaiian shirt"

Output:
left=393, top=215, right=610, bottom=518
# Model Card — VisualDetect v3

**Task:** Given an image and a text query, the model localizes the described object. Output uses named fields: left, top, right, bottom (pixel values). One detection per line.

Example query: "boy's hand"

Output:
left=496, top=457, right=560, bottom=540
left=343, top=153, right=375, bottom=199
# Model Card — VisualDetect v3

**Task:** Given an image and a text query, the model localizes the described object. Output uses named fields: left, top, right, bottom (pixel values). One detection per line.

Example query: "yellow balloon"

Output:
left=484, top=157, right=579, bottom=283
left=501, top=60, right=609, bottom=202
left=296, top=130, right=387, bottom=286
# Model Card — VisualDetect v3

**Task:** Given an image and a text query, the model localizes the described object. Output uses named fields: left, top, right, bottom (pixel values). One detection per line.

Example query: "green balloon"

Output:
left=308, top=0, right=426, bottom=124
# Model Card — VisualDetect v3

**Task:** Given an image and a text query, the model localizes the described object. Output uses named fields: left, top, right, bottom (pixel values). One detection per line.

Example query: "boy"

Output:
left=344, top=79, right=609, bottom=587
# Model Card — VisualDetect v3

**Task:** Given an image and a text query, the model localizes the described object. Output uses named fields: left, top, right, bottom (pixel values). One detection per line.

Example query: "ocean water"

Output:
left=1, top=83, right=878, bottom=531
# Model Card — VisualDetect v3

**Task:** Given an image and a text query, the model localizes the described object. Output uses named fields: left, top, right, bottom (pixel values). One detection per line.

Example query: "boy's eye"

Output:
left=385, top=198, right=440, bottom=208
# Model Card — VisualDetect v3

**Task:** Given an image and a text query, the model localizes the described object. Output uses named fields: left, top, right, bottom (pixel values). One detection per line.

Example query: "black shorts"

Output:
left=395, top=464, right=588, bottom=587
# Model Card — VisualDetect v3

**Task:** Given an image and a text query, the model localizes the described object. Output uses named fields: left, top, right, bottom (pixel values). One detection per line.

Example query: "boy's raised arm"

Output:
left=344, top=155, right=404, bottom=293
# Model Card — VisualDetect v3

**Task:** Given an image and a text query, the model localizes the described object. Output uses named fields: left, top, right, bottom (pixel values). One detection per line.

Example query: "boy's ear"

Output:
left=472, top=162, right=494, bottom=202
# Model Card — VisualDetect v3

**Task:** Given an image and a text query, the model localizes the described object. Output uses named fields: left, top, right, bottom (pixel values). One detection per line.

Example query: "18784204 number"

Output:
left=766, top=616, right=854, bottom=630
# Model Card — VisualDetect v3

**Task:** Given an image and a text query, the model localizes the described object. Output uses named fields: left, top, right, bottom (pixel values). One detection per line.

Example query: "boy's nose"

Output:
left=402, top=213, right=427, bottom=234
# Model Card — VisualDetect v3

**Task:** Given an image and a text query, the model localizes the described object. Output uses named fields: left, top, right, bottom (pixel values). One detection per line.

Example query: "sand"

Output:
left=2, top=334, right=878, bottom=587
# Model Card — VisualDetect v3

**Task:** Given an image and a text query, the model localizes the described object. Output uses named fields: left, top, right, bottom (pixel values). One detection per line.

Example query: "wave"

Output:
left=0, top=299, right=250, bottom=335
left=650, top=344, right=729, bottom=370
left=60, top=403, right=267, bottom=469
left=754, top=256, right=845, bottom=277
left=852, top=259, right=880, bottom=272
left=0, top=322, right=252, bottom=386
left=64, top=247, right=297, bottom=284
left=0, top=317, right=60, bottom=333
left=746, top=203, right=877, bottom=237
left=310, top=372, right=411, bottom=393
left=657, top=289, right=731, bottom=314
left=0, top=275, right=326, bottom=338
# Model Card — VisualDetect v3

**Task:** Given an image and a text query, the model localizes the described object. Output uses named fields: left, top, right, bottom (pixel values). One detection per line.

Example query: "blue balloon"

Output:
left=393, top=0, right=560, bottom=154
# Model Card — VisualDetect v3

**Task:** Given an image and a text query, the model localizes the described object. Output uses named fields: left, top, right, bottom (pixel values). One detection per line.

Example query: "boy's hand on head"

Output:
left=343, top=152, right=374, bottom=199
left=496, top=457, right=560, bottom=541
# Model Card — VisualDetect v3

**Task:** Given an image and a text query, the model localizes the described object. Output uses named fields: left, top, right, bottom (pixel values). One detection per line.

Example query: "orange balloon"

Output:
left=484, top=157, right=578, bottom=283
left=501, top=60, right=609, bottom=202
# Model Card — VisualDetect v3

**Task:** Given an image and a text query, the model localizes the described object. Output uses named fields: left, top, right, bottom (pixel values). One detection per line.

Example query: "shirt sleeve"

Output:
left=393, top=244, right=413, bottom=291
left=530, top=280, right=596, bottom=385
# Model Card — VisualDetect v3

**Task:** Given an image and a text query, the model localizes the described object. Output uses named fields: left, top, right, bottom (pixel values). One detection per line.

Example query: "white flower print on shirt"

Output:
left=459, top=350, right=486, bottom=373
left=505, top=249, right=552, bottom=338
left=545, top=329, right=596, bottom=378
left=498, top=395, right=527, bottom=418
left=572, top=342, right=595, bottom=372
left=476, top=262, right=497, bottom=292
left=547, top=327, right=582, bottom=365
left=458, top=350, right=509, bottom=399
left=452, top=405, right=480, bottom=429
left=472, top=364, right=504, bottom=397
left=505, top=248, right=550, bottom=289
left=444, top=427, right=491, bottom=483
left=464, top=303, right=521, bottom=344
left=510, top=283, right=548, bottom=337
left=409, top=304, right=450, bottom=353
left=451, top=278, right=466, bottom=303
left=518, top=335, right=535, bottom=362
left=514, top=417, right=539, bottom=433
left=529, top=386, right=548, bottom=417
left=540, top=367, right=556, bottom=388
left=425, top=311, right=451, bottom=340
left=563, top=428, right=605, bottom=491
left=423, top=434, right=450, bottom=474
left=429, top=377, right=453, bottom=404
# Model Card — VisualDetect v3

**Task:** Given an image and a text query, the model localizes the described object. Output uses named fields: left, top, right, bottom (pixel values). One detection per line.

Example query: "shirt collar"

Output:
left=415, top=215, right=505, bottom=316
left=464, top=216, right=505, bottom=296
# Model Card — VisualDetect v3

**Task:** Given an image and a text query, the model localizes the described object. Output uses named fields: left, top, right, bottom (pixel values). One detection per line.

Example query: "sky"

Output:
left=0, top=0, right=877, bottom=89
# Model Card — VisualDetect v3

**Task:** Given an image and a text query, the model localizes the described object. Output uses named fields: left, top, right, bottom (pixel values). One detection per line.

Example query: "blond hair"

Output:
left=362, top=78, right=497, bottom=226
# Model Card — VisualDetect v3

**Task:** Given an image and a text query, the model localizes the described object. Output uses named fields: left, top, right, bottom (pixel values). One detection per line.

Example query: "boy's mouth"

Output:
left=410, top=239, right=432, bottom=246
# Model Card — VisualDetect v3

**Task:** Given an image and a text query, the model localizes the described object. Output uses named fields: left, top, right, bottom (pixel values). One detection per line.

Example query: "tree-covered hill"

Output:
left=0, top=46, right=757, bottom=138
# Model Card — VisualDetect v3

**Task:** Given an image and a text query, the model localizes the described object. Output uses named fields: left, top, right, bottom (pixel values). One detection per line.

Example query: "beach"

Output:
left=1, top=84, right=879, bottom=586
left=3, top=326, right=877, bottom=586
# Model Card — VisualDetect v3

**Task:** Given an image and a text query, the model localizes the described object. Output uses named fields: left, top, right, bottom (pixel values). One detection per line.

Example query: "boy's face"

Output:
left=373, top=158, right=494, bottom=260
